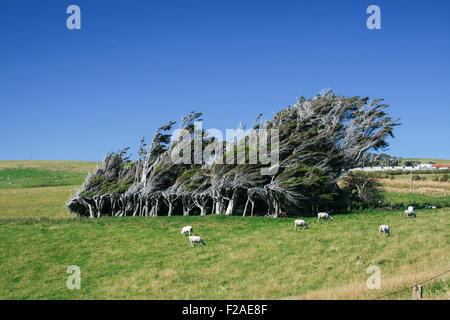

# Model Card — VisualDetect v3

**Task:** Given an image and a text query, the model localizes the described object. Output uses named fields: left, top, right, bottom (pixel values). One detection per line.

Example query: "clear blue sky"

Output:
left=1, top=0, right=449, bottom=161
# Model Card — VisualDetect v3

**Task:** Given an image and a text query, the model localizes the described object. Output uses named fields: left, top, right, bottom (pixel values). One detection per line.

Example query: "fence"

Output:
left=374, top=269, right=450, bottom=300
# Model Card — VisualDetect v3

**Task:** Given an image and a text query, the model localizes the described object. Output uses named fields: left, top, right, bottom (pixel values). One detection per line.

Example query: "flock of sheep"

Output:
left=296, top=206, right=417, bottom=237
left=294, top=207, right=418, bottom=237
left=180, top=206, right=420, bottom=246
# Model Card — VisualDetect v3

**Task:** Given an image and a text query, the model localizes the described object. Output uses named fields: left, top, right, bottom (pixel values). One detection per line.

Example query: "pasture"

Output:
left=404, top=158, right=450, bottom=164
left=0, top=161, right=448, bottom=299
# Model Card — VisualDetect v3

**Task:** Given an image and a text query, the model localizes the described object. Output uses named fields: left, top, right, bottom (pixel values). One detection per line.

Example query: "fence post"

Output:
left=409, top=170, right=413, bottom=193
left=412, top=284, right=423, bottom=300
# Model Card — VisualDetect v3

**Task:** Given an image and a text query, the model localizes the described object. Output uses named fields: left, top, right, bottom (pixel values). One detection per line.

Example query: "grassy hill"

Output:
left=404, top=158, right=450, bottom=164
left=0, top=168, right=88, bottom=190
left=0, top=160, right=448, bottom=299
left=0, top=160, right=97, bottom=173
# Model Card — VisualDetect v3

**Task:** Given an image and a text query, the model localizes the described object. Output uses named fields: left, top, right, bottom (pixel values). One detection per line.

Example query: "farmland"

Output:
left=0, top=160, right=448, bottom=299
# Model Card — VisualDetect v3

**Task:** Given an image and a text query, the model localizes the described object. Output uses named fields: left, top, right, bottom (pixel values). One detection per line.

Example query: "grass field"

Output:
left=381, top=178, right=449, bottom=196
left=0, top=168, right=88, bottom=190
left=0, top=160, right=97, bottom=173
left=0, top=160, right=448, bottom=300
left=404, top=158, right=450, bottom=164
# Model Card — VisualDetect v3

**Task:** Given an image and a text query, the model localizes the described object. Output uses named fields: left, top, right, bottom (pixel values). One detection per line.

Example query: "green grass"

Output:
left=0, top=185, right=77, bottom=219
left=0, top=211, right=448, bottom=299
left=0, top=160, right=448, bottom=299
left=0, top=168, right=88, bottom=189
left=383, top=192, right=450, bottom=208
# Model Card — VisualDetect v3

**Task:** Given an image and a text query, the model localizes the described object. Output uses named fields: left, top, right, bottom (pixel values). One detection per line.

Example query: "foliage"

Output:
left=68, top=91, right=400, bottom=217
left=341, top=171, right=384, bottom=208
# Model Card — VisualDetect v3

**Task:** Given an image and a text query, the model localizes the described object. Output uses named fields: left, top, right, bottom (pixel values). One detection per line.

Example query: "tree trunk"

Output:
left=167, top=202, right=173, bottom=216
left=215, top=198, right=226, bottom=214
left=250, top=200, right=255, bottom=217
left=225, top=190, right=238, bottom=215
left=87, top=203, right=95, bottom=218
left=243, top=197, right=250, bottom=216
left=273, top=200, right=279, bottom=218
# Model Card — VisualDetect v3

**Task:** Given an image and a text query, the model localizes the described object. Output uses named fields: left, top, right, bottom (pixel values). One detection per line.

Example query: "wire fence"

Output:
left=374, top=269, right=450, bottom=300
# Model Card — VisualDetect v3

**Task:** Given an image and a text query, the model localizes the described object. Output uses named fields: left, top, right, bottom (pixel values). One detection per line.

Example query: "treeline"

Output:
left=67, top=91, right=399, bottom=218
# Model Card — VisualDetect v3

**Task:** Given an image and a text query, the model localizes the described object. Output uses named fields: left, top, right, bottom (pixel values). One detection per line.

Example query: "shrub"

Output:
left=341, top=171, right=384, bottom=208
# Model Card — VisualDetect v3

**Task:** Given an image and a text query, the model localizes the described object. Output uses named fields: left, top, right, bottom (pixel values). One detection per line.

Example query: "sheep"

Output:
left=404, top=206, right=416, bottom=218
left=379, top=225, right=391, bottom=236
left=404, top=210, right=416, bottom=218
left=294, top=219, right=309, bottom=230
left=189, top=235, right=206, bottom=246
left=317, top=212, right=334, bottom=222
left=180, top=225, right=193, bottom=236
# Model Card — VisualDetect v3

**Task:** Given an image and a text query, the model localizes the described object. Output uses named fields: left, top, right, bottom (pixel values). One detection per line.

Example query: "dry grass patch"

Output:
left=0, top=160, right=97, bottom=173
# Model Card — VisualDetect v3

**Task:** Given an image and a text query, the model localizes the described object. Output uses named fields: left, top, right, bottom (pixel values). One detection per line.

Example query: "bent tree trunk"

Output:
left=225, top=190, right=239, bottom=215
left=214, top=198, right=226, bottom=214
left=167, top=202, right=174, bottom=216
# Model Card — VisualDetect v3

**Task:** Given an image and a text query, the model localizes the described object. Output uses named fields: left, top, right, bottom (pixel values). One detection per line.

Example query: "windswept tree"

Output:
left=67, top=91, right=399, bottom=218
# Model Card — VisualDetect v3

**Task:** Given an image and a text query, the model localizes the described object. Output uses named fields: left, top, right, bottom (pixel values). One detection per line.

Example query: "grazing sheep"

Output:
left=379, top=225, right=391, bottom=236
left=189, top=235, right=206, bottom=246
left=294, top=219, right=309, bottom=230
left=317, top=212, right=334, bottom=222
left=180, top=225, right=193, bottom=236
left=404, top=210, right=416, bottom=218
left=404, top=206, right=416, bottom=218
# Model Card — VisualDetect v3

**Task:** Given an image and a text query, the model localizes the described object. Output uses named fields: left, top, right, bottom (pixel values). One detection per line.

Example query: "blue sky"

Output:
left=1, top=0, right=449, bottom=161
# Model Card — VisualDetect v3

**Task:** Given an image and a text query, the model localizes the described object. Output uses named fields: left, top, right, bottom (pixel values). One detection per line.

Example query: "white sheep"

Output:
left=189, top=235, right=206, bottom=246
left=404, top=206, right=416, bottom=218
left=317, top=212, right=334, bottom=222
left=404, top=210, right=416, bottom=218
left=379, top=225, right=391, bottom=236
left=294, top=219, right=309, bottom=230
left=180, top=225, right=193, bottom=236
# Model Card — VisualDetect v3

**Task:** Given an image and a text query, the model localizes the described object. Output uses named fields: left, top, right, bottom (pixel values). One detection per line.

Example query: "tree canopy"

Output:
left=67, top=91, right=399, bottom=218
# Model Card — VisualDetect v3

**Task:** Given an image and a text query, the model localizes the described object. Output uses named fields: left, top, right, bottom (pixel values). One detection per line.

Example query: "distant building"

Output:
left=432, top=164, right=450, bottom=170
